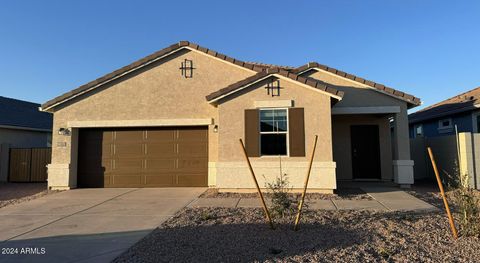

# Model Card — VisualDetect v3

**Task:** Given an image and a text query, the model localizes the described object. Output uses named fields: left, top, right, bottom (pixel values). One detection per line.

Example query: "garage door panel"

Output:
left=145, top=159, right=176, bottom=170
left=178, top=129, right=208, bottom=142
left=114, top=143, right=144, bottom=157
left=145, top=174, right=176, bottom=185
left=112, top=174, right=144, bottom=185
left=112, top=158, right=144, bottom=172
left=177, top=174, right=207, bottom=186
left=177, top=158, right=208, bottom=170
left=146, top=130, right=176, bottom=142
left=145, top=143, right=176, bottom=156
left=178, top=143, right=208, bottom=156
left=78, top=127, right=208, bottom=188
left=114, top=130, right=144, bottom=142
left=102, top=131, right=115, bottom=143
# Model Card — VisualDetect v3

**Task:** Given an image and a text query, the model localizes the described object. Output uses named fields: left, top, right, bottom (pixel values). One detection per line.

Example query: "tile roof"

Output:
left=409, top=86, right=480, bottom=124
left=0, top=96, right=52, bottom=131
left=41, top=41, right=421, bottom=111
left=205, top=68, right=344, bottom=102
left=244, top=61, right=294, bottom=70
left=292, top=62, right=421, bottom=106
left=41, top=41, right=267, bottom=110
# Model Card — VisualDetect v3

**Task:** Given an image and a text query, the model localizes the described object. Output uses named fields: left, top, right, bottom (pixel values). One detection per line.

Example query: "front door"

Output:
left=350, top=125, right=381, bottom=179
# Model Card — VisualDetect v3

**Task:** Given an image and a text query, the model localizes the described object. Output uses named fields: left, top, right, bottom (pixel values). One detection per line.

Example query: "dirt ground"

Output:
left=114, top=207, right=479, bottom=263
left=0, top=183, right=55, bottom=208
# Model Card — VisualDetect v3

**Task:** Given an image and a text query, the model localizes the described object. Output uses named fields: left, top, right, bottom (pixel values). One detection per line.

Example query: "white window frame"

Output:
left=259, top=108, right=289, bottom=157
left=438, top=118, right=453, bottom=130
left=414, top=124, right=423, bottom=138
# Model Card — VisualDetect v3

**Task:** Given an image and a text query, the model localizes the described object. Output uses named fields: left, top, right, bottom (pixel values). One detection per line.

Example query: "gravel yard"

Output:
left=0, top=183, right=56, bottom=208
left=114, top=207, right=479, bottom=263
left=408, top=182, right=480, bottom=211
left=200, top=188, right=372, bottom=200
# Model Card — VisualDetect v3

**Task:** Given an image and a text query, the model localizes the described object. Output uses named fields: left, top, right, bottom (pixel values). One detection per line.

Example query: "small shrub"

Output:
left=200, top=211, right=214, bottom=221
left=451, top=173, right=480, bottom=237
left=265, top=173, right=295, bottom=219
left=442, top=161, right=462, bottom=191
left=378, top=247, right=393, bottom=259
left=444, top=168, right=480, bottom=237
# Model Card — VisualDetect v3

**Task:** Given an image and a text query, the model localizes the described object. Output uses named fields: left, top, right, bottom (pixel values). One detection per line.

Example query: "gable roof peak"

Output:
left=293, top=61, right=421, bottom=107
left=205, top=70, right=344, bottom=103
left=41, top=40, right=267, bottom=111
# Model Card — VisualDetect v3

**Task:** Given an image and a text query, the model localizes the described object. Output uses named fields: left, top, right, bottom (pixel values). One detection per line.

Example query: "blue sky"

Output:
left=0, top=1, right=479, bottom=112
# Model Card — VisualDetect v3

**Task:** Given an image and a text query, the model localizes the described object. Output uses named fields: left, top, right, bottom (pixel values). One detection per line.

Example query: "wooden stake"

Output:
left=427, top=147, right=458, bottom=239
left=294, top=135, right=318, bottom=231
left=239, top=139, right=274, bottom=229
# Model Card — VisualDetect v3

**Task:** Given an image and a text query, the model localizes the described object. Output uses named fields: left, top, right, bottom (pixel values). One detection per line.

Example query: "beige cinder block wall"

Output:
left=332, top=115, right=393, bottom=181
left=303, top=69, right=413, bottom=185
left=214, top=77, right=336, bottom=192
left=47, top=49, right=255, bottom=189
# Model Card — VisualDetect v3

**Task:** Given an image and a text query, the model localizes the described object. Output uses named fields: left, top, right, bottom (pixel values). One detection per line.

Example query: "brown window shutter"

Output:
left=289, top=107, right=305, bottom=157
left=244, top=109, right=260, bottom=157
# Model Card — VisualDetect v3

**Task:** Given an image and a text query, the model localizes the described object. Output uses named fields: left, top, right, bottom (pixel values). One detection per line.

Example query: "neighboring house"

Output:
left=40, top=41, right=421, bottom=192
left=0, top=96, right=53, bottom=182
left=409, top=87, right=480, bottom=138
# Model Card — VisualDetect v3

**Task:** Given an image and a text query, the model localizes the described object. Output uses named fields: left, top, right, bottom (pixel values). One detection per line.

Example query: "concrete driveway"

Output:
left=0, top=187, right=205, bottom=263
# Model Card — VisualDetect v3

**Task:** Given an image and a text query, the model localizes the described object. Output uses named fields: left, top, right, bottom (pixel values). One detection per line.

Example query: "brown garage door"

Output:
left=77, top=127, right=208, bottom=188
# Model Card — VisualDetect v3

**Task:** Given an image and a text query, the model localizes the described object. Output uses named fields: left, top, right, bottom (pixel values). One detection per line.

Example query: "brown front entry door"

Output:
left=350, top=125, right=381, bottom=179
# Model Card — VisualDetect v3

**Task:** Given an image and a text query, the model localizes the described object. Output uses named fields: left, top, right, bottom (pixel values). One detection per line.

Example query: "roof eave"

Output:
left=293, top=63, right=422, bottom=107
left=41, top=41, right=266, bottom=112
left=206, top=72, right=344, bottom=104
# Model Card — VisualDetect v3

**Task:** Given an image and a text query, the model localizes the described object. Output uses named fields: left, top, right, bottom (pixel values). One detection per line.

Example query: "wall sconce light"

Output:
left=213, top=125, right=218, bottom=133
left=58, top=128, right=71, bottom=136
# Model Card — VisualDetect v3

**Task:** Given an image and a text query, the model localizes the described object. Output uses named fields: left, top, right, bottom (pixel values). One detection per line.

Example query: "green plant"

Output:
left=200, top=211, right=214, bottom=221
left=378, top=247, right=393, bottom=259
left=443, top=163, right=480, bottom=237
left=451, top=173, right=480, bottom=237
left=442, top=160, right=461, bottom=191
left=265, top=173, right=295, bottom=219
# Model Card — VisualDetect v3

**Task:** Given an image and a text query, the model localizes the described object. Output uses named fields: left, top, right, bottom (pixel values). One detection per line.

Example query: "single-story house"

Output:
left=409, top=86, right=480, bottom=138
left=0, top=96, right=53, bottom=182
left=41, top=41, right=421, bottom=192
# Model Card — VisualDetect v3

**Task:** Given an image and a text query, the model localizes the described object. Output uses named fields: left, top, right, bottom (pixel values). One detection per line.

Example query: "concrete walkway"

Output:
left=189, top=187, right=437, bottom=212
left=0, top=188, right=205, bottom=263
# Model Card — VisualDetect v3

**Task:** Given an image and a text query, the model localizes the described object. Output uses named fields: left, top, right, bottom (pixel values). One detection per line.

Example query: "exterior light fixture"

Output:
left=58, top=128, right=71, bottom=136
left=213, top=125, right=218, bottom=133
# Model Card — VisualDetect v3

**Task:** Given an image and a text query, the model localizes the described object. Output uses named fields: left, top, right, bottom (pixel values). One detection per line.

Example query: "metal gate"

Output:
left=9, top=148, right=51, bottom=182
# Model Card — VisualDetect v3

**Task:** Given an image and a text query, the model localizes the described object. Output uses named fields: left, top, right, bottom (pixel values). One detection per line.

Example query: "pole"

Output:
left=427, top=147, right=458, bottom=239
left=239, top=139, right=274, bottom=229
left=294, top=135, right=318, bottom=231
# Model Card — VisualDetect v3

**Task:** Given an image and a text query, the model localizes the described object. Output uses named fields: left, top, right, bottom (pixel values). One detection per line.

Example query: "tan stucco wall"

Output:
left=303, top=70, right=407, bottom=108
left=214, top=77, right=336, bottom=190
left=305, top=69, right=414, bottom=184
left=332, top=115, right=393, bottom=181
left=218, top=77, right=333, bottom=162
left=48, top=48, right=255, bottom=189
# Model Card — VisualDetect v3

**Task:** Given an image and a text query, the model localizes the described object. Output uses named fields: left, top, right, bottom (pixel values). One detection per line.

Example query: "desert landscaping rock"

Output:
left=199, top=188, right=373, bottom=200
left=114, top=208, right=479, bottom=263
left=0, top=183, right=58, bottom=209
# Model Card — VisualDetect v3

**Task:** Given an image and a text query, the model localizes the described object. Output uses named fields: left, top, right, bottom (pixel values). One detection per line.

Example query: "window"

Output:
left=438, top=118, right=452, bottom=129
left=415, top=124, right=423, bottom=137
left=259, top=109, right=288, bottom=155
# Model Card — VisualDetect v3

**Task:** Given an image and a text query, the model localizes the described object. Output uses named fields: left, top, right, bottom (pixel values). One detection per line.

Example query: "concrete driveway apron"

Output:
left=0, top=187, right=205, bottom=263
